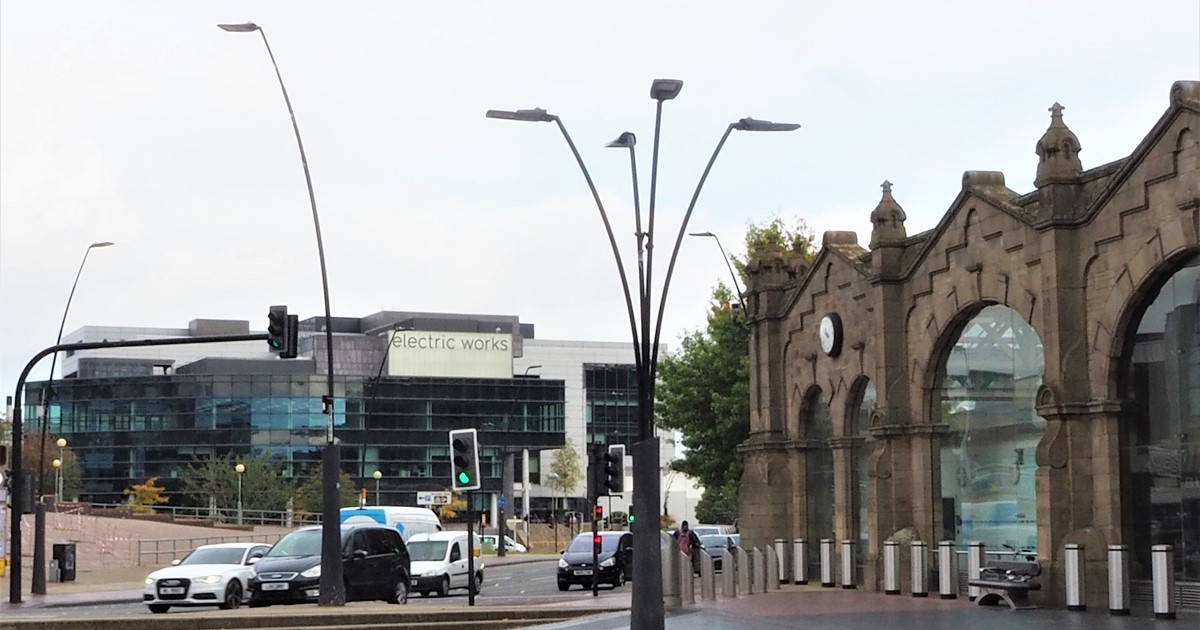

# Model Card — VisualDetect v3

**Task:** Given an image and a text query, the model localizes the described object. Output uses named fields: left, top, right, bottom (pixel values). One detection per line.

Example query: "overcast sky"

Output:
left=1, top=1, right=1198, bottom=396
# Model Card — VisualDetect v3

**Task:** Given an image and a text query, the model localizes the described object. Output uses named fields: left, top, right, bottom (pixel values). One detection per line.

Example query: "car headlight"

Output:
left=558, top=558, right=568, bottom=569
left=421, top=570, right=440, bottom=578
left=197, top=575, right=223, bottom=585
left=144, top=577, right=154, bottom=585
left=600, top=557, right=615, bottom=567
left=300, top=566, right=321, bottom=578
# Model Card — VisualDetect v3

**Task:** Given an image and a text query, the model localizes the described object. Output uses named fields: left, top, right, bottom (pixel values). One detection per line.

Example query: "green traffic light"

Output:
left=628, top=514, right=635, bottom=523
left=268, top=339, right=281, bottom=349
left=457, top=471, right=471, bottom=485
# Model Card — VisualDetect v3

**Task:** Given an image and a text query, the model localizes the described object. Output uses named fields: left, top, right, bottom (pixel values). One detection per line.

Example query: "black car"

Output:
left=699, top=534, right=740, bottom=572
left=557, top=531, right=632, bottom=591
left=248, top=524, right=410, bottom=606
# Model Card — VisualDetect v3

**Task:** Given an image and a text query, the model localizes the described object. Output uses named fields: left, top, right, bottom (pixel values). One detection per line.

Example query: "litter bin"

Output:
left=52, top=543, right=77, bottom=582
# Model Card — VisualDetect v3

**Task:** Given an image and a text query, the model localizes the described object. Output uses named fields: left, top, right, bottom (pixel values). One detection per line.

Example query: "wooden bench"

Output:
left=968, top=560, right=1041, bottom=610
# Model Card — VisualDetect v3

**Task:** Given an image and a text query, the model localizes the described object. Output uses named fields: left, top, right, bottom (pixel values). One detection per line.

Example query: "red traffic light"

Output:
left=593, top=535, right=602, bottom=546
left=594, top=505, right=603, bottom=518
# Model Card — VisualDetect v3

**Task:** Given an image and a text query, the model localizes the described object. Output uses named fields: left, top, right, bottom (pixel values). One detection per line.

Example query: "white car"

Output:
left=143, top=542, right=271, bottom=613
left=481, top=534, right=527, bottom=553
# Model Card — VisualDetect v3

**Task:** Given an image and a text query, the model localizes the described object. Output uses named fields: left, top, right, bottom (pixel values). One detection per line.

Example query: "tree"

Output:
left=20, top=432, right=81, bottom=499
left=437, top=489, right=468, bottom=521
left=179, top=452, right=295, bottom=516
left=292, top=463, right=360, bottom=515
left=545, top=438, right=582, bottom=512
left=125, top=477, right=169, bottom=513
left=657, top=216, right=815, bottom=523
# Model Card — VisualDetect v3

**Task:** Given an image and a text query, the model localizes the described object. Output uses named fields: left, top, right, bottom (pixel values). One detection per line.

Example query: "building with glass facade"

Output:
left=26, top=311, right=665, bottom=517
left=740, top=82, right=1200, bottom=608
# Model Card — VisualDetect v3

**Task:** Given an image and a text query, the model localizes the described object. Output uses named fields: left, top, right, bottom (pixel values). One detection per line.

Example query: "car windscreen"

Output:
left=180, top=547, right=245, bottom=565
left=267, top=529, right=322, bottom=557
left=567, top=535, right=621, bottom=553
left=699, top=535, right=727, bottom=549
left=406, top=541, right=449, bottom=562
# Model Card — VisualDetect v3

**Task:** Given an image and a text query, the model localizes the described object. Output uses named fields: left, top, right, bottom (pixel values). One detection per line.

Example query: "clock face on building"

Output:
left=819, top=313, right=843, bottom=357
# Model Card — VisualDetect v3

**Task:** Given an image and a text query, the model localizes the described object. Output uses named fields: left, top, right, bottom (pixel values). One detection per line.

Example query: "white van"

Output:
left=338, top=506, right=442, bottom=543
left=406, top=531, right=485, bottom=597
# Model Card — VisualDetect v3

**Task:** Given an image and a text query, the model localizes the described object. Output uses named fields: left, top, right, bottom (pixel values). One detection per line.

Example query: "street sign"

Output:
left=417, top=491, right=452, bottom=506
left=497, top=496, right=506, bottom=509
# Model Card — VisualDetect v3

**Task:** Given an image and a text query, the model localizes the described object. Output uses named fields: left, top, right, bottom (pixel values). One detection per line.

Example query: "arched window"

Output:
left=937, top=305, right=1044, bottom=551
left=1122, top=252, right=1200, bottom=580
left=804, top=388, right=834, bottom=574
left=850, top=381, right=877, bottom=559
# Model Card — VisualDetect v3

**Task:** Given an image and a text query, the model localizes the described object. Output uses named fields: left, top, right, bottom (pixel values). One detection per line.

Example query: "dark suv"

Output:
left=248, top=524, right=410, bottom=606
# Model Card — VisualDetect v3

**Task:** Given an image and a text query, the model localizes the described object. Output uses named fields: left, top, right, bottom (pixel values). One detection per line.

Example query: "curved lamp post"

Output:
left=38, top=241, right=114, bottom=500
left=373, top=470, right=382, bottom=506
left=487, top=82, right=798, bottom=629
left=218, top=21, right=342, bottom=606
left=235, top=463, right=246, bottom=525
left=688, top=231, right=746, bottom=319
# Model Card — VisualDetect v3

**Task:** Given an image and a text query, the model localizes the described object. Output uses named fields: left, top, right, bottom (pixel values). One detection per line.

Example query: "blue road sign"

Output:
left=498, top=496, right=506, bottom=509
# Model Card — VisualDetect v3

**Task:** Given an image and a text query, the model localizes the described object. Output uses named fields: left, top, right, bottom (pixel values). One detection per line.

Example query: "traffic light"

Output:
left=587, top=442, right=605, bottom=500
left=283, top=314, right=299, bottom=359
left=594, top=504, right=604, bottom=521
left=627, top=504, right=635, bottom=524
left=449, top=428, right=481, bottom=491
left=603, top=445, right=625, bottom=494
left=267, top=306, right=287, bottom=354
left=0, top=443, right=7, bottom=469
left=592, top=534, right=602, bottom=555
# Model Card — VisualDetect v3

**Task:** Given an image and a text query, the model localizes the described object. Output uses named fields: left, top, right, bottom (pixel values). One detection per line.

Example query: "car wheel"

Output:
left=218, top=580, right=243, bottom=610
left=611, top=567, right=625, bottom=588
left=557, top=581, right=570, bottom=591
left=386, top=575, right=409, bottom=605
left=473, top=572, right=483, bottom=594
left=148, top=604, right=170, bottom=614
left=436, top=575, right=449, bottom=597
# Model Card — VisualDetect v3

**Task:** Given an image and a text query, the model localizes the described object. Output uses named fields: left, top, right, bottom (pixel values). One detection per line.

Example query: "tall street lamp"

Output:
left=38, top=241, right=114, bottom=500
left=235, top=463, right=246, bottom=526
left=373, top=470, right=382, bottom=506
left=219, top=21, right=343, bottom=605
left=688, top=231, right=746, bottom=319
left=487, top=81, right=798, bottom=629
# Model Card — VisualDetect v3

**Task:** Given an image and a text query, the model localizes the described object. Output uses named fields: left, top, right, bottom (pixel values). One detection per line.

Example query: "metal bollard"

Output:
left=699, top=549, right=716, bottom=600
left=1152, top=545, right=1176, bottom=620
left=820, top=538, right=835, bottom=587
left=911, top=541, right=929, bottom=597
left=737, top=546, right=752, bottom=595
left=766, top=546, right=780, bottom=591
left=841, top=540, right=856, bottom=589
left=1107, top=544, right=1130, bottom=616
left=883, top=540, right=900, bottom=595
left=967, top=542, right=984, bottom=601
left=721, top=548, right=737, bottom=598
left=938, top=540, right=957, bottom=599
left=680, top=550, right=695, bottom=605
left=752, top=547, right=767, bottom=594
left=793, top=538, right=808, bottom=585
left=1065, top=543, right=1085, bottom=612
left=774, top=539, right=788, bottom=585
left=662, top=532, right=681, bottom=609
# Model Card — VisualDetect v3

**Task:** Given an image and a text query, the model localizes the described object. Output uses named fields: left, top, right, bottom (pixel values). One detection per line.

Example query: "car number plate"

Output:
left=261, top=582, right=289, bottom=591
left=158, top=586, right=185, bottom=595
left=573, top=569, right=593, bottom=576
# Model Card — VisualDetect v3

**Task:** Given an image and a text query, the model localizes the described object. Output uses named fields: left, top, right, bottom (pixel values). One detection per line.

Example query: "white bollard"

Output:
left=911, top=541, right=929, bottom=597
left=1107, top=544, right=1130, bottom=616
left=840, top=540, right=855, bottom=589
left=752, top=547, right=767, bottom=594
left=721, top=548, right=737, bottom=598
left=774, top=538, right=788, bottom=585
left=883, top=540, right=900, bottom=595
left=967, top=541, right=984, bottom=601
left=737, top=546, right=752, bottom=595
left=793, top=538, right=808, bottom=585
left=1151, top=545, right=1176, bottom=620
left=699, top=549, right=716, bottom=600
left=1065, top=543, right=1085, bottom=612
left=938, top=540, right=957, bottom=599
left=766, top=546, right=780, bottom=591
left=820, top=538, right=835, bottom=587
left=662, top=531, right=681, bottom=609
left=680, top=549, right=695, bottom=605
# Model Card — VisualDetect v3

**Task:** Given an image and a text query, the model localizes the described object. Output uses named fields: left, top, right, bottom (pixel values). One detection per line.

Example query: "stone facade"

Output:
left=739, top=81, right=1200, bottom=608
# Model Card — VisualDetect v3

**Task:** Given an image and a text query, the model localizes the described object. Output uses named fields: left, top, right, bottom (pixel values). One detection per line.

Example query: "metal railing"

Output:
left=137, top=533, right=285, bottom=566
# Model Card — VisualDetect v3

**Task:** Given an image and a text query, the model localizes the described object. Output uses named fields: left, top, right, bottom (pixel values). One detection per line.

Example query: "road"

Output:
left=3, top=558, right=631, bottom=620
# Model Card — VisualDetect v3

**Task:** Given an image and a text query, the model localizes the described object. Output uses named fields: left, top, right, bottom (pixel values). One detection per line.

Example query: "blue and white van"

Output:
left=339, top=506, right=442, bottom=543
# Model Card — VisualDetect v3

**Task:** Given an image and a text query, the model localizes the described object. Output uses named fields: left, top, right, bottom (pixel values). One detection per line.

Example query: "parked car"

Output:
left=408, top=531, right=485, bottom=597
left=698, top=534, right=740, bottom=572
left=247, top=523, right=410, bottom=606
left=481, top=534, right=527, bottom=553
left=557, top=531, right=632, bottom=591
left=143, top=542, right=271, bottom=614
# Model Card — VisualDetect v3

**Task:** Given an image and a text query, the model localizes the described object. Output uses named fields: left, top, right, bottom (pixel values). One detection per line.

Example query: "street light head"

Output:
left=734, top=117, right=801, bottom=132
left=89, top=241, right=115, bottom=249
left=235, top=463, right=246, bottom=474
left=218, top=22, right=261, bottom=33
left=606, top=132, right=637, bottom=149
left=52, top=458, right=62, bottom=469
left=688, top=231, right=716, bottom=238
left=486, top=108, right=556, bottom=123
left=650, top=79, right=684, bottom=101
left=56, top=438, right=67, bottom=448
left=373, top=470, right=382, bottom=480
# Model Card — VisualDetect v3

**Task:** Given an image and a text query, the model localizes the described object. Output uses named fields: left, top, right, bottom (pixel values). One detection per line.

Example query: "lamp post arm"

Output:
left=712, top=234, right=746, bottom=315
left=649, top=124, right=735, bottom=379
left=552, top=117, right=643, bottom=376
left=623, top=145, right=648, bottom=330
left=643, top=100, right=665, bottom=394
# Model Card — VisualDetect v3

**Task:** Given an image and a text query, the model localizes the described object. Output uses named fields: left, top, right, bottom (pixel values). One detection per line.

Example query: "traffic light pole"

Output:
left=592, top=510, right=600, bottom=597
left=8, top=333, right=269, bottom=604
left=466, top=492, right=476, bottom=606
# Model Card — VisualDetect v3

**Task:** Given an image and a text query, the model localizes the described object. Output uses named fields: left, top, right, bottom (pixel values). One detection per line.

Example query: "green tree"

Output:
left=21, top=433, right=81, bottom=499
left=545, top=438, right=581, bottom=512
left=292, top=463, right=360, bottom=516
left=657, top=216, right=815, bottom=523
left=180, top=452, right=295, bottom=515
